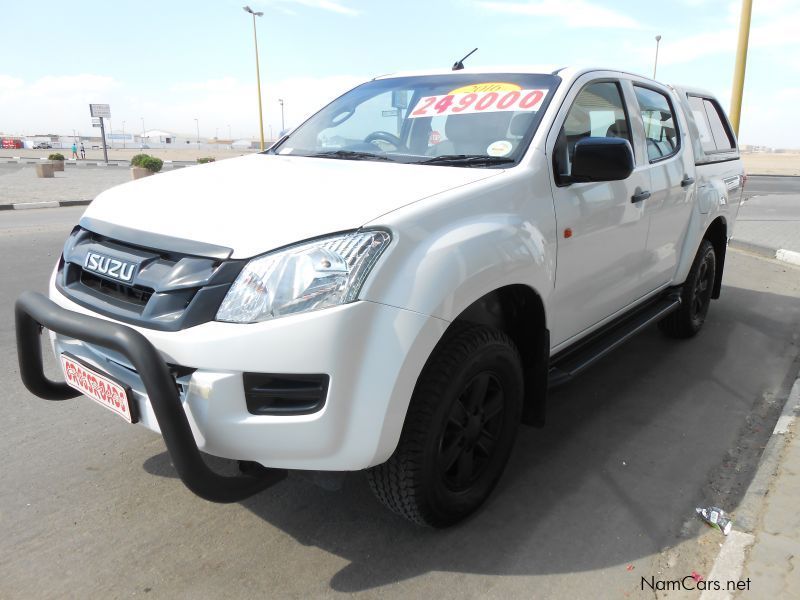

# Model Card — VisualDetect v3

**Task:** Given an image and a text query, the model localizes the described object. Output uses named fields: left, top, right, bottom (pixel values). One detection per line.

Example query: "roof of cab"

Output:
left=373, top=65, right=659, bottom=83
left=373, top=66, right=715, bottom=105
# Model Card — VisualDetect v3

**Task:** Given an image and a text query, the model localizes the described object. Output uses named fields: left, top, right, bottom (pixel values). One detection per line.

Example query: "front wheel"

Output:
left=367, top=324, right=523, bottom=527
left=659, top=239, right=716, bottom=338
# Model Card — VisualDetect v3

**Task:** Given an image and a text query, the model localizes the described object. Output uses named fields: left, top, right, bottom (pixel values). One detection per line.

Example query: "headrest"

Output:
left=510, top=113, right=534, bottom=137
left=606, top=119, right=629, bottom=139
left=445, top=111, right=513, bottom=144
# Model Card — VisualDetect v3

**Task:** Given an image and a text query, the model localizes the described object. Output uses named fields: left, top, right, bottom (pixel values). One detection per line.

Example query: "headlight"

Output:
left=216, top=230, right=391, bottom=323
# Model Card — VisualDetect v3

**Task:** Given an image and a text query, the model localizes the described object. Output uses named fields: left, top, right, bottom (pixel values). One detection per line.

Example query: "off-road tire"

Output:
left=659, top=239, right=716, bottom=338
left=367, top=324, right=523, bottom=527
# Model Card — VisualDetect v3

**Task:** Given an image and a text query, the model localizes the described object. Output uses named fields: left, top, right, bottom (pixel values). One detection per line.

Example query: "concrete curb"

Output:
left=0, top=199, right=92, bottom=211
left=729, top=239, right=800, bottom=266
left=700, top=370, right=800, bottom=599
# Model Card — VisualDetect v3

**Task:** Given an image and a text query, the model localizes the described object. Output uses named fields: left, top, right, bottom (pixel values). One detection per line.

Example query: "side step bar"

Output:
left=548, top=293, right=682, bottom=388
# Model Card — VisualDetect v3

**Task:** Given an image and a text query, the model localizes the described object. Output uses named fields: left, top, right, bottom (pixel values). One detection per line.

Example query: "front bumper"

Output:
left=19, top=279, right=448, bottom=478
left=15, top=290, right=287, bottom=503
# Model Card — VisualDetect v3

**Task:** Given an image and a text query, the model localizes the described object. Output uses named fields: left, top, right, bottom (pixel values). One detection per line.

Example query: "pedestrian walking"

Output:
left=71, top=142, right=78, bottom=159
left=80, top=143, right=85, bottom=159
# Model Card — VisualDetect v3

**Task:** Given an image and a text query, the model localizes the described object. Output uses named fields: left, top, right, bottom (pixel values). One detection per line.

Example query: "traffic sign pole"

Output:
left=99, top=118, right=108, bottom=164
left=89, top=104, right=111, bottom=164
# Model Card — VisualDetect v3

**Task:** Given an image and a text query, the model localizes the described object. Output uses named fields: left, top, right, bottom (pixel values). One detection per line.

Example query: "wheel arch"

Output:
left=451, top=283, right=549, bottom=426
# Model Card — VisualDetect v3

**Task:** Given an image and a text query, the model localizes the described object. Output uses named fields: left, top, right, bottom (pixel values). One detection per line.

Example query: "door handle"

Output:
left=631, top=190, right=651, bottom=203
left=681, top=176, right=695, bottom=188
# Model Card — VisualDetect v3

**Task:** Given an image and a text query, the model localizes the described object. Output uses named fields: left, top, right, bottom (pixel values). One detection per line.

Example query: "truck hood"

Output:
left=83, top=154, right=501, bottom=258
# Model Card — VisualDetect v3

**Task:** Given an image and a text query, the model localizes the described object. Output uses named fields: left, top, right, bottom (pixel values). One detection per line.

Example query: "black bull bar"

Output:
left=15, top=290, right=287, bottom=503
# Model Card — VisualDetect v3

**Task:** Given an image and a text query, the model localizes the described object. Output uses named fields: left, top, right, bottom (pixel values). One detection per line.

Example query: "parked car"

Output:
left=33, top=142, right=53, bottom=149
left=15, top=66, right=744, bottom=526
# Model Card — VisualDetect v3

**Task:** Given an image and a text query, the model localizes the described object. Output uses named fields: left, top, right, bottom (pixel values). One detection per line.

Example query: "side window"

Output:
left=702, top=98, right=736, bottom=151
left=633, top=85, right=679, bottom=162
left=688, top=95, right=736, bottom=154
left=554, top=81, right=630, bottom=179
left=687, top=95, right=716, bottom=153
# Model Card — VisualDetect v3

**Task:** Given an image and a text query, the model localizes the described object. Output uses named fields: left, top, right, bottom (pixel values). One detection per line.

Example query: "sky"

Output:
left=0, top=0, right=798, bottom=147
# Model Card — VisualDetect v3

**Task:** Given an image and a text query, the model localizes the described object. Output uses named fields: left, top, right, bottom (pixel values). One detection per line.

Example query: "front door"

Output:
left=546, top=77, right=652, bottom=348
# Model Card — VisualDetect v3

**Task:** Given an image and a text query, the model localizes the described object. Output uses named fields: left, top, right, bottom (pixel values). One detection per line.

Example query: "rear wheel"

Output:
left=659, top=239, right=716, bottom=338
left=367, top=325, right=523, bottom=527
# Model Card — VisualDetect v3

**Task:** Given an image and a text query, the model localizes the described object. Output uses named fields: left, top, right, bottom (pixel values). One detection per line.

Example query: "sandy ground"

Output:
left=740, top=153, right=800, bottom=176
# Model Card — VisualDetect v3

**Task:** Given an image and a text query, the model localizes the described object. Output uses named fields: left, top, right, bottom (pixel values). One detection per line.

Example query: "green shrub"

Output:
left=196, top=157, right=216, bottom=164
left=140, top=156, right=163, bottom=173
left=129, top=154, right=162, bottom=172
left=48, top=153, right=65, bottom=161
left=130, top=153, right=150, bottom=167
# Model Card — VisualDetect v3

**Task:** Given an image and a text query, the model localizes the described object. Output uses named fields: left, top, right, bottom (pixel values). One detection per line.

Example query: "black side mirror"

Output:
left=570, top=137, right=634, bottom=183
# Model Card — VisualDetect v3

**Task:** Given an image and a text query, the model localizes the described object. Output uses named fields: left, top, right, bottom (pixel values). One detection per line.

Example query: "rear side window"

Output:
left=687, top=95, right=716, bottom=153
left=704, top=99, right=736, bottom=150
left=705, top=98, right=735, bottom=151
left=633, top=85, right=679, bottom=162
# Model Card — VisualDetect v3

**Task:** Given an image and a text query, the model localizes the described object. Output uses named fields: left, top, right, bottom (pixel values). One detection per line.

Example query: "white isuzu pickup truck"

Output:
left=16, top=67, right=744, bottom=527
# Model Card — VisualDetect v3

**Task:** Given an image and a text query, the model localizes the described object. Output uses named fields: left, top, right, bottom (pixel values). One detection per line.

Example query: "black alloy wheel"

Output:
left=367, top=324, right=524, bottom=527
left=438, top=372, right=505, bottom=492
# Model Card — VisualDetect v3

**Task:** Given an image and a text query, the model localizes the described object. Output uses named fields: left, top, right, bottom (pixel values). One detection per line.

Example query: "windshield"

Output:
left=270, top=73, right=560, bottom=167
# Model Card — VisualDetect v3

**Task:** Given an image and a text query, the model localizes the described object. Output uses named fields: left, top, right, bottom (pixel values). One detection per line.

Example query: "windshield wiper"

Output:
left=419, top=154, right=515, bottom=167
left=308, top=150, right=395, bottom=162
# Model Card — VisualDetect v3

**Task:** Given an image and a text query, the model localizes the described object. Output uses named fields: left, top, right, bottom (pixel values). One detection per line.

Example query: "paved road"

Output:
left=1, top=208, right=799, bottom=599
left=736, top=176, right=800, bottom=253
left=743, top=175, right=800, bottom=197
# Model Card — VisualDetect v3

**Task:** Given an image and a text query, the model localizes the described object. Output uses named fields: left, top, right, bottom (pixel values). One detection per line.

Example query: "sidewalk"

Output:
left=729, top=375, right=800, bottom=598
left=0, top=161, right=185, bottom=207
left=0, top=163, right=130, bottom=206
left=738, top=380, right=800, bottom=598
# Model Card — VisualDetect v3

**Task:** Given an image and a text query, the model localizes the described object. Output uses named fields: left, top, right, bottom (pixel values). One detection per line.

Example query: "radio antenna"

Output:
left=452, top=48, right=478, bottom=71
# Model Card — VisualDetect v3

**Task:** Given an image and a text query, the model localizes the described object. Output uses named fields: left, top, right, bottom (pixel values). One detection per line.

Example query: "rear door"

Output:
left=627, top=81, right=696, bottom=290
left=546, top=75, right=652, bottom=348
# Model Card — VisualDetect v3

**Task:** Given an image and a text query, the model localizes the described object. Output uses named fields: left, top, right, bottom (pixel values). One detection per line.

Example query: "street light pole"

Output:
left=279, top=98, right=285, bottom=132
left=653, top=35, right=662, bottom=79
left=228, top=124, right=232, bottom=139
left=243, top=6, right=266, bottom=150
left=194, top=118, right=200, bottom=145
left=122, top=120, right=126, bottom=149
left=729, top=0, right=753, bottom=136
left=141, top=117, right=145, bottom=148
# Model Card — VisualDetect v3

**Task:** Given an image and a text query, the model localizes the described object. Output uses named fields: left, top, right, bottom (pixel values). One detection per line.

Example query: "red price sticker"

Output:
left=409, top=88, right=548, bottom=119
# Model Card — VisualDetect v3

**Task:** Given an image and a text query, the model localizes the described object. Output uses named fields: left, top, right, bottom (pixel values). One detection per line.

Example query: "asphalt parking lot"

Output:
left=0, top=203, right=798, bottom=599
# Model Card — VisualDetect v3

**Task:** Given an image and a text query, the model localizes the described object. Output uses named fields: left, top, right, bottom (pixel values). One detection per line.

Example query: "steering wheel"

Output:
left=364, top=131, right=408, bottom=152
